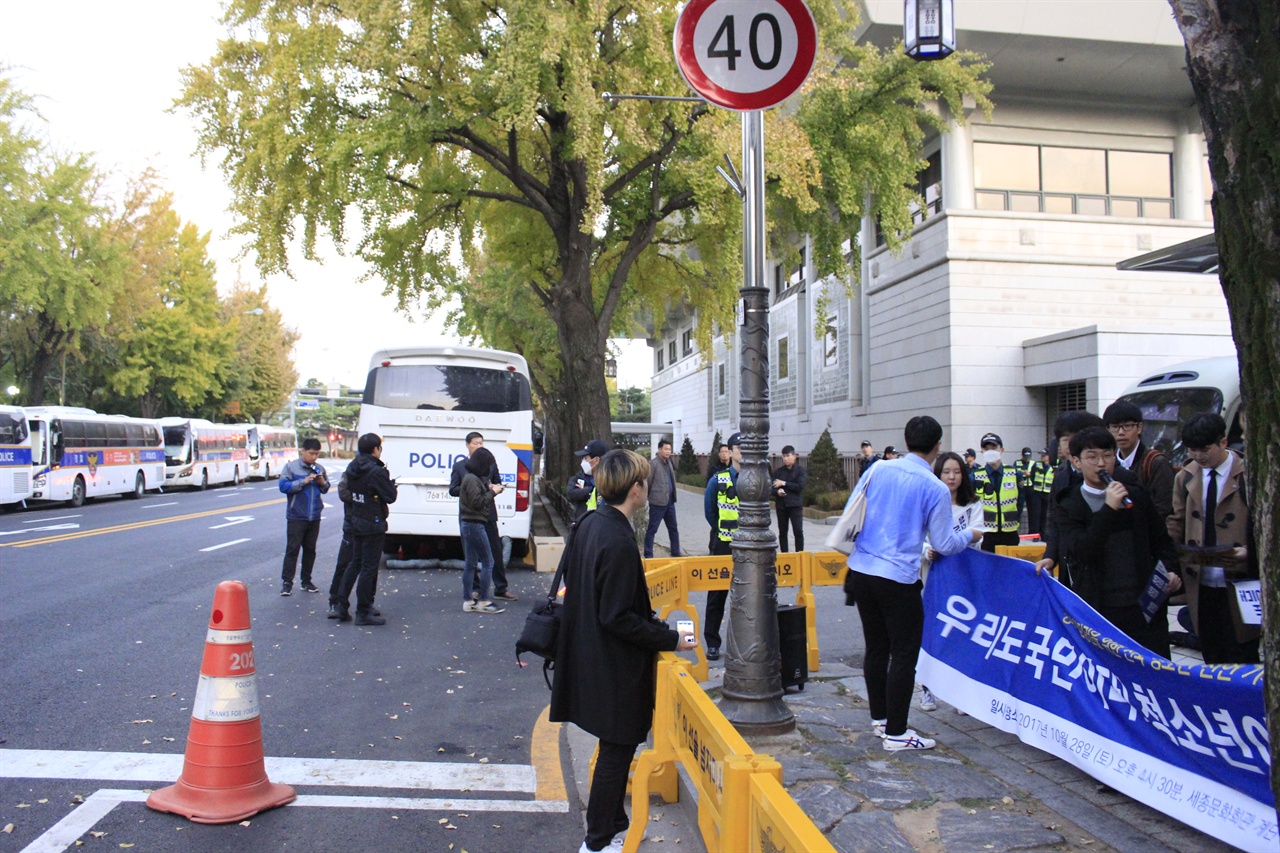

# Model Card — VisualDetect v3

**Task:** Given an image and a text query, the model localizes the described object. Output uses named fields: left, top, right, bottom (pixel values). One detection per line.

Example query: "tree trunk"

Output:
left=548, top=277, right=614, bottom=485
left=1169, top=0, right=1280, bottom=804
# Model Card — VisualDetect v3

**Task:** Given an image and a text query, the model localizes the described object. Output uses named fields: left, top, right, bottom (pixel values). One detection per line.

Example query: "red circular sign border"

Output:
left=674, top=0, right=817, bottom=112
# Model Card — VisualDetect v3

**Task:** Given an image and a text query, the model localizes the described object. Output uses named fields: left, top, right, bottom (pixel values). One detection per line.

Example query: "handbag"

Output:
left=515, top=512, right=586, bottom=688
left=826, top=464, right=877, bottom=555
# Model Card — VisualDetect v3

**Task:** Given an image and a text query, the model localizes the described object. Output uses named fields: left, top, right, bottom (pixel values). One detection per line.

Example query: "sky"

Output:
left=0, top=0, right=652, bottom=391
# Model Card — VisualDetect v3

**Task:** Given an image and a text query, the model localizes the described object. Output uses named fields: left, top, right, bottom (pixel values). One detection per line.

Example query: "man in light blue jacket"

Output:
left=278, top=437, right=330, bottom=595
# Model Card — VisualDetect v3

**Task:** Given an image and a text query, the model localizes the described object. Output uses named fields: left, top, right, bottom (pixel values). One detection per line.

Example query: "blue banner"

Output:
left=918, top=548, right=1275, bottom=852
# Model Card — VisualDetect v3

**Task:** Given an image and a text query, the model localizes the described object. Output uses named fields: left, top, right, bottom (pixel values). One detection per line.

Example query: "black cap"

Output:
left=964, top=448, right=976, bottom=458
left=1040, top=448, right=1050, bottom=456
left=860, top=440, right=873, bottom=448
left=725, top=432, right=743, bottom=448
left=980, top=432, right=1002, bottom=448
left=1022, top=447, right=1033, bottom=456
left=883, top=446, right=896, bottom=456
left=574, top=439, right=610, bottom=458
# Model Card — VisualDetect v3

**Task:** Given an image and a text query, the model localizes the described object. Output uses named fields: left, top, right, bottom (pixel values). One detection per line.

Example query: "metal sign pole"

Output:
left=718, top=109, right=794, bottom=734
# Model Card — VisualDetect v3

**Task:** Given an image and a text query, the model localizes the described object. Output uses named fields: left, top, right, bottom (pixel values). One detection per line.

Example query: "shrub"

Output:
left=812, top=490, right=852, bottom=512
left=677, top=473, right=707, bottom=489
left=677, top=435, right=700, bottom=476
left=804, top=428, right=848, bottom=504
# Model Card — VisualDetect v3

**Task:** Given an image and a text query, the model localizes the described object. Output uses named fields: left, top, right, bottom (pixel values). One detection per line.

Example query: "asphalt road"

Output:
left=0, top=477, right=580, bottom=852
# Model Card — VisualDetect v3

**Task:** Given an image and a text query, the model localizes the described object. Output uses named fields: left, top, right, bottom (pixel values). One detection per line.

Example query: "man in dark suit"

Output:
left=1103, top=400, right=1176, bottom=522
left=771, top=445, right=807, bottom=552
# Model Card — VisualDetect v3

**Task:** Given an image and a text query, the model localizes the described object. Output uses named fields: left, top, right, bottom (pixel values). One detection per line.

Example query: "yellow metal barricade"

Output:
left=996, top=543, right=1047, bottom=562
left=747, top=766, right=838, bottom=853
left=798, top=551, right=848, bottom=672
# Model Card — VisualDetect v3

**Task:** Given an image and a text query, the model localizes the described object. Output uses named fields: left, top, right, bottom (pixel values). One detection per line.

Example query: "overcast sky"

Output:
left=0, top=0, right=651, bottom=391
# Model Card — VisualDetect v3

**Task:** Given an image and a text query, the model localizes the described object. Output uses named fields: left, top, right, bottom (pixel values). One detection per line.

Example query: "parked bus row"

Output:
left=0, top=406, right=297, bottom=510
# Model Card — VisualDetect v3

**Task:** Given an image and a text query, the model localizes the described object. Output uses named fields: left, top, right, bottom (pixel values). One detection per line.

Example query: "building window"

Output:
left=1046, top=382, right=1089, bottom=434
left=777, top=337, right=789, bottom=380
left=668, top=340, right=678, bottom=364
left=656, top=348, right=664, bottom=371
left=823, top=316, right=838, bottom=367
left=717, top=363, right=726, bottom=397
left=974, top=142, right=1173, bottom=219
left=774, top=264, right=785, bottom=296
left=681, top=329, right=693, bottom=357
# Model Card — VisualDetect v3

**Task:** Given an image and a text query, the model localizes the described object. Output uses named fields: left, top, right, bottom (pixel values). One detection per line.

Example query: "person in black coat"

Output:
left=338, top=433, right=398, bottom=626
left=550, top=449, right=695, bottom=853
left=771, top=444, right=807, bottom=552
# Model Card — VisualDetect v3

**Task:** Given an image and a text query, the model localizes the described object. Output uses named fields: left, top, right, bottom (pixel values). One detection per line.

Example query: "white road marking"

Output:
left=0, top=523, right=79, bottom=536
left=209, top=515, right=254, bottom=529
left=20, top=787, right=567, bottom=852
left=142, top=501, right=179, bottom=509
left=199, top=538, right=251, bottom=552
left=22, top=514, right=80, bottom=523
left=1, top=749, right=537, bottom=792
left=262, top=485, right=277, bottom=491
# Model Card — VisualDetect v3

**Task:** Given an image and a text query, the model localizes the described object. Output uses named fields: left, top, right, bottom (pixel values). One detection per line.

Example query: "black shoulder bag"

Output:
left=515, top=512, right=587, bottom=688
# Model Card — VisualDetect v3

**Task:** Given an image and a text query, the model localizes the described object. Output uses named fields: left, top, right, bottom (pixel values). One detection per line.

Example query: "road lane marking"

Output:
left=142, top=501, right=178, bottom=508
left=22, top=514, right=80, bottom=523
left=532, top=705, right=568, bottom=801
left=0, top=523, right=79, bottom=536
left=22, top=788, right=567, bottom=853
left=199, top=537, right=251, bottom=552
left=1, top=749, right=541, bottom=792
left=0, top=498, right=284, bottom=548
left=209, top=515, right=254, bottom=529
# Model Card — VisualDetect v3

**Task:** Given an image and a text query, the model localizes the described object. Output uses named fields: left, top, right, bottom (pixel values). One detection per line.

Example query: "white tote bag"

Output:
left=825, top=464, right=877, bottom=555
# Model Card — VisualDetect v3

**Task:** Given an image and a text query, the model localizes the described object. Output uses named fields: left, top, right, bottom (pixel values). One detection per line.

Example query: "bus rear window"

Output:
left=364, top=365, right=532, bottom=412
left=0, top=413, right=28, bottom=445
left=1117, top=386, right=1224, bottom=466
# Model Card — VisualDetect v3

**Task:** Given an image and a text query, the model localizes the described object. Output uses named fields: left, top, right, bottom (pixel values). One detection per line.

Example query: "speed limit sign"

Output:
left=674, top=0, right=817, bottom=111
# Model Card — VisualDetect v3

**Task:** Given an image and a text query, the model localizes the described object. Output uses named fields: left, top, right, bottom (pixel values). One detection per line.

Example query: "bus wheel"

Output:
left=198, top=470, right=209, bottom=491
left=69, top=477, right=86, bottom=508
left=128, top=471, right=145, bottom=499
left=232, top=467, right=241, bottom=486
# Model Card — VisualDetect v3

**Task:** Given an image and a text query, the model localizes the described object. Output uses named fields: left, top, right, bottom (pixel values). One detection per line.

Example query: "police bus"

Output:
left=0, top=405, right=34, bottom=510
left=158, top=417, right=251, bottom=489
left=356, top=346, right=538, bottom=560
left=1115, top=355, right=1241, bottom=467
left=21, top=407, right=165, bottom=507
left=247, top=424, right=298, bottom=480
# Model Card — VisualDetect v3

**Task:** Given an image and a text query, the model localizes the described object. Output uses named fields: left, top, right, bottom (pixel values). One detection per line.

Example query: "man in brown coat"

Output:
left=1167, top=413, right=1259, bottom=664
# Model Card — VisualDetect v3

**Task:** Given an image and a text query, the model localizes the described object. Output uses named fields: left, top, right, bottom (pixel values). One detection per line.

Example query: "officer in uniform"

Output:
left=1014, top=447, right=1036, bottom=535
left=972, top=432, right=1023, bottom=552
left=567, top=439, right=608, bottom=521
left=1029, top=448, right=1054, bottom=536
left=701, top=432, right=741, bottom=661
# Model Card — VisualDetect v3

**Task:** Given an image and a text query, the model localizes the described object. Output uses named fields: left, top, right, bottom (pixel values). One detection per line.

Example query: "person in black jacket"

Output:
left=566, top=439, right=608, bottom=521
left=459, top=447, right=503, bottom=613
left=771, top=445, right=807, bottom=552
left=1036, top=410, right=1105, bottom=587
left=337, top=433, right=398, bottom=626
left=550, top=449, right=695, bottom=853
left=1102, top=400, right=1176, bottom=522
left=448, top=431, right=513, bottom=601
left=1055, top=427, right=1181, bottom=657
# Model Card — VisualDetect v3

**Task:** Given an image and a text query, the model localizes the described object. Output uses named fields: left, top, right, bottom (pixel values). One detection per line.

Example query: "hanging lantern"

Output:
left=904, top=0, right=955, bottom=61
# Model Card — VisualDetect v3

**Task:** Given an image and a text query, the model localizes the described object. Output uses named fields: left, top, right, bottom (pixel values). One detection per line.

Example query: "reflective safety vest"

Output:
left=587, top=487, right=598, bottom=510
left=1032, top=462, right=1053, bottom=494
left=715, top=469, right=740, bottom=542
left=973, top=465, right=1022, bottom=533
left=1014, top=459, right=1033, bottom=489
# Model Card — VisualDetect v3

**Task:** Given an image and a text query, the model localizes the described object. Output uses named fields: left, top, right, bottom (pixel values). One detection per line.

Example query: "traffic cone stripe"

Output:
left=200, top=639, right=255, bottom=679
left=204, top=627, right=254, bottom=645
left=192, top=673, right=261, bottom=722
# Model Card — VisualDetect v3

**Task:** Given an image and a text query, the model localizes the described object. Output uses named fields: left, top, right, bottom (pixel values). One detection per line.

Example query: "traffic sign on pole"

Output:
left=674, top=0, right=817, bottom=112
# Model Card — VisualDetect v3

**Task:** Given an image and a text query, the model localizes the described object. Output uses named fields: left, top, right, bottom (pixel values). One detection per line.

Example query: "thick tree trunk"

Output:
left=1169, top=0, right=1280, bottom=805
left=547, top=276, right=614, bottom=485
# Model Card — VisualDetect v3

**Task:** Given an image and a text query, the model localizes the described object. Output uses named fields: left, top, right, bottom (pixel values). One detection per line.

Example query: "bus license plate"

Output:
left=421, top=487, right=453, bottom=502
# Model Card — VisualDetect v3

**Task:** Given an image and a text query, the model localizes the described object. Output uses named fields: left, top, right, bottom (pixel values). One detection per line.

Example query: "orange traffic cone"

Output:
left=147, top=580, right=295, bottom=824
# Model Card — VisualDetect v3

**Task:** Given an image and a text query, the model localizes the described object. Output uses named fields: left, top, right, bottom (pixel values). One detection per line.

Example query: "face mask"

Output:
left=982, top=449, right=1001, bottom=465
left=581, top=458, right=593, bottom=475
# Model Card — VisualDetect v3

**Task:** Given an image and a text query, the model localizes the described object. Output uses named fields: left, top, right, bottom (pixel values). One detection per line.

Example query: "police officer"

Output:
left=972, top=432, right=1022, bottom=552
left=1014, top=447, right=1035, bottom=534
left=567, top=439, right=608, bottom=521
left=701, top=432, right=741, bottom=661
left=1028, top=448, right=1054, bottom=537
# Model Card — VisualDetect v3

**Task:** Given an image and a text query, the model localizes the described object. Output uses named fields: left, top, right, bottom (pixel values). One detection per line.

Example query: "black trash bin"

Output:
left=777, top=604, right=808, bottom=692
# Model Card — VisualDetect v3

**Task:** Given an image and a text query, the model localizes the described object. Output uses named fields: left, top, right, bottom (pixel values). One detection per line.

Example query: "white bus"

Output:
left=247, top=424, right=298, bottom=480
left=356, top=346, right=537, bottom=560
left=22, top=407, right=165, bottom=507
left=1116, top=355, right=1242, bottom=467
left=0, top=405, right=34, bottom=510
left=158, top=417, right=251, bottom=489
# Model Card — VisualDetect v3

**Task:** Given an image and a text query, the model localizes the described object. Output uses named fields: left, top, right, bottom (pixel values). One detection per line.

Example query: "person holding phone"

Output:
left=278, top=437, right=330, bottom=596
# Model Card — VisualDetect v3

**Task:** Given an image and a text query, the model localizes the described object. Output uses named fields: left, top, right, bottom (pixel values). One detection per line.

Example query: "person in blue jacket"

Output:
left=278, top=437, right=330, bottom=596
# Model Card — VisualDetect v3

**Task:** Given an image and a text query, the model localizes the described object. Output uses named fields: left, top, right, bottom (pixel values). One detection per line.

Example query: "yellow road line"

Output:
left=2, top=498, right=285, bottom=548
left=532, top=704, right=567, bottom=801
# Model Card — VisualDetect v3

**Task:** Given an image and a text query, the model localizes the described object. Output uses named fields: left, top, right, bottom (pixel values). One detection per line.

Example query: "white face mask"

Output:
left=982, top=449, right=1001, bottom=465
left=581, top=458, right=593, bottom=476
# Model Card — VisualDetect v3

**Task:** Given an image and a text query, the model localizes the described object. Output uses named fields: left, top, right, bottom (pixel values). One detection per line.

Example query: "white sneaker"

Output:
left=577, top=839, right=625, bottom=853
left=871, top=718, right=887, bottom=738
left=883, top=729, right=936, bottom=752
left=463, top=600, right=476, bottom=612
left=919, top=687, right=937, bottom=712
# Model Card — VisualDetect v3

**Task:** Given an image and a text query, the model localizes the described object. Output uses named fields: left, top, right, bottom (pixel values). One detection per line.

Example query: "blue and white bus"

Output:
left=247, top=424, right=298, bottom=480
left=0, top=405, right=34, bottom=510
left=22, top=407, right=165, bottom=507
left=158, top=417, right=251, bottom=489
left=356, top=346, right=538, bottom=560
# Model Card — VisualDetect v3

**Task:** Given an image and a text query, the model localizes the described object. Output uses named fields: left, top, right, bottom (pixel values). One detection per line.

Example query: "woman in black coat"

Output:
left=550, top=449, right=694, bottom=853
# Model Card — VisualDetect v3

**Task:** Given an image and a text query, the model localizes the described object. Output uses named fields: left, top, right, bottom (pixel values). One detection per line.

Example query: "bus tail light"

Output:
left=516, top=458, right=530, bottom=513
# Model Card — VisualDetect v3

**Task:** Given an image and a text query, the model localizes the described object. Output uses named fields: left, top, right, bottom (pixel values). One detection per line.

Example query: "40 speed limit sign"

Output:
left=674, top=0, right=817, bottom=111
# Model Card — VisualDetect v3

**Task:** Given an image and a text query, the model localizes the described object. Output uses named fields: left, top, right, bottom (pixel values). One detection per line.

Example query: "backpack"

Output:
left=1139, top=447, right=1165, bottom=485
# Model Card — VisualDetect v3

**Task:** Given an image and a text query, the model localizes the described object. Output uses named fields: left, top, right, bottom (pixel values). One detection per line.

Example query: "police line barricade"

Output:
left=797, top=551, right=849, bottom=673
left=626, top=653, right=836, bottom=853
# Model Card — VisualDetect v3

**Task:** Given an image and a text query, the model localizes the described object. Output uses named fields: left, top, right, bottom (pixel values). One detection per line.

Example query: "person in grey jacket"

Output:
left=459, top=447, right=503, bottom=613
left=643, top=438, right=682, bottom=558
left=277, top=438, right=329, bottom=595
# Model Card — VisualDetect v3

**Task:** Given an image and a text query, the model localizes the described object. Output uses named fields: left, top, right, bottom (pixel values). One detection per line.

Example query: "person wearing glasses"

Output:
left=1102, top=400, right=1175, bottom=521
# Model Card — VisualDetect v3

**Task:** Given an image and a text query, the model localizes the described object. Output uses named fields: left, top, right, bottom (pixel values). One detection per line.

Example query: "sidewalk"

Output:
left=625, top=488, right=1231, bottom=852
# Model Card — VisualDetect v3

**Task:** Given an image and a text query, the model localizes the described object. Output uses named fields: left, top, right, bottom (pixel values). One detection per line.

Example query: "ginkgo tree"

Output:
left=178, top=0, right=992, bottom=480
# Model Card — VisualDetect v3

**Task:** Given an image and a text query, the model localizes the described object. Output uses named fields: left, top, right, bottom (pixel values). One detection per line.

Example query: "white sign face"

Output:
left=674, top=0, right=816, bottom=112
